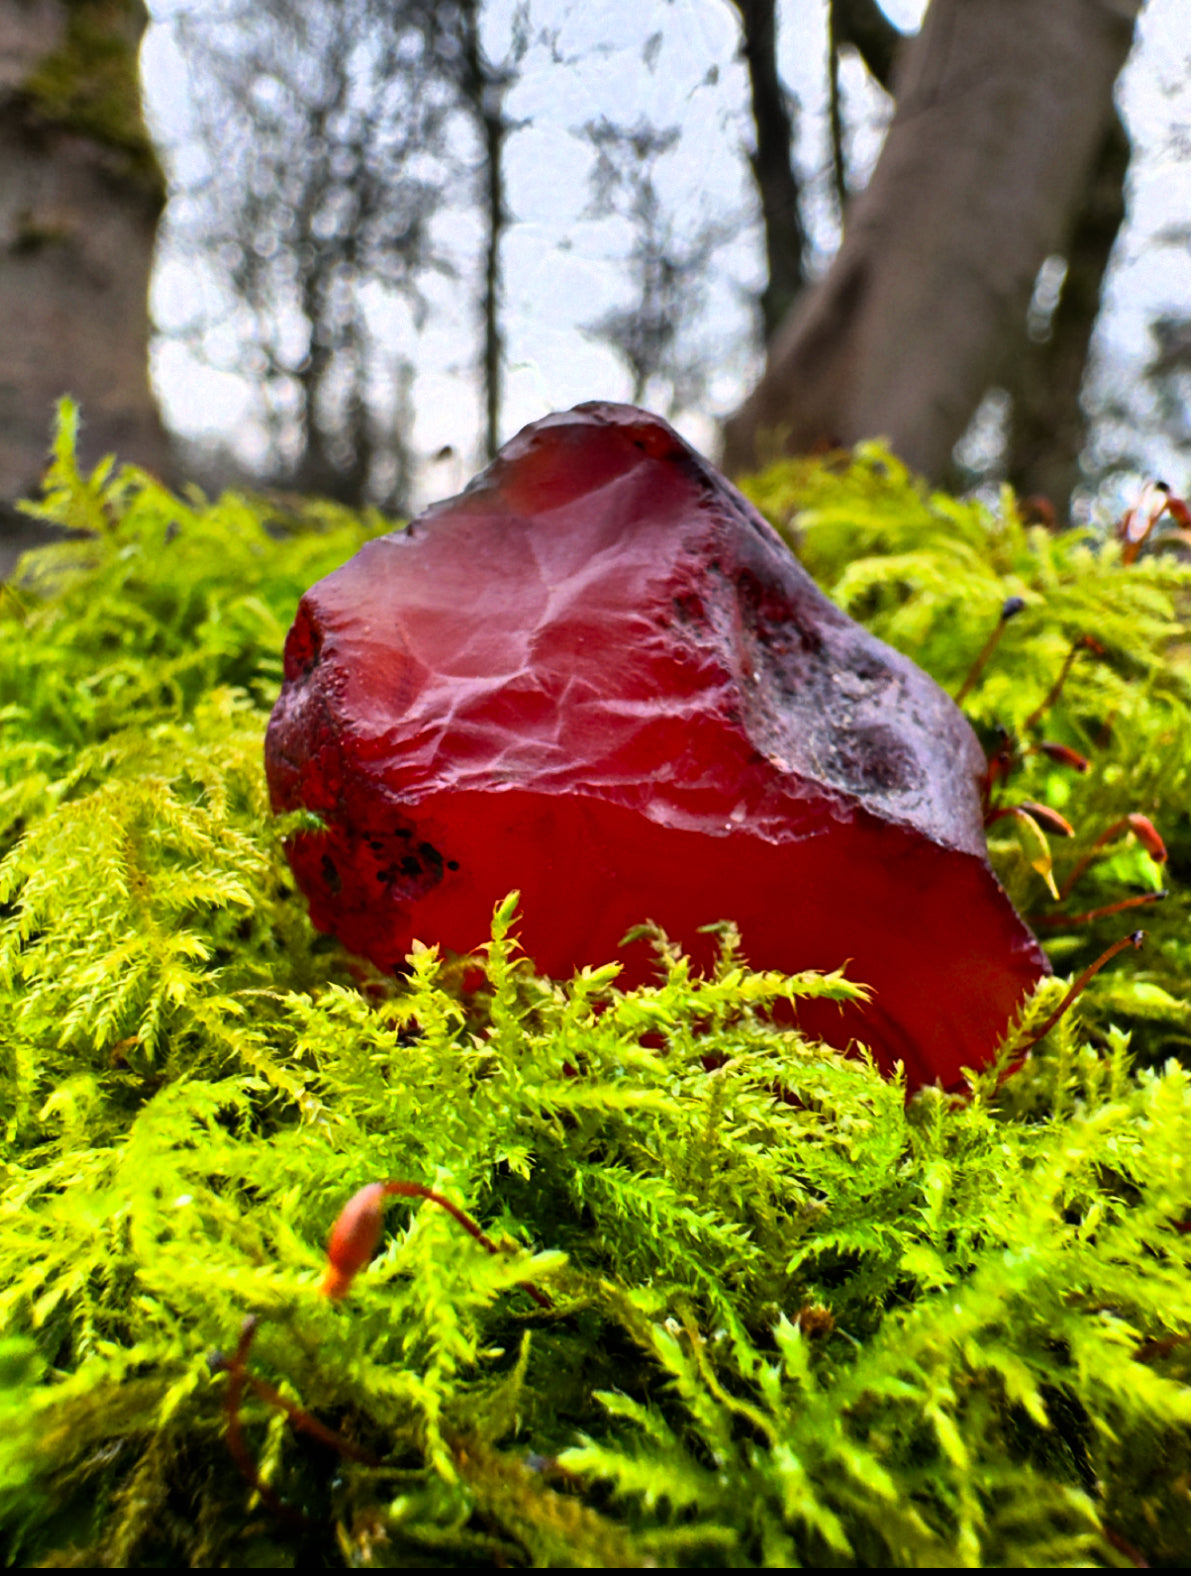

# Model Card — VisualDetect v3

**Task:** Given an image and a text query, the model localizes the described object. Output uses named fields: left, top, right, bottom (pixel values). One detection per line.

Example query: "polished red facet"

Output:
left=265, top=403, right=1049, bottom=1088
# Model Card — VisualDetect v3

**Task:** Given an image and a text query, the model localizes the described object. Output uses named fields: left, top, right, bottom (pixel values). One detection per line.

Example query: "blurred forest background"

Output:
left=1, top=0, right=1188, bottom=545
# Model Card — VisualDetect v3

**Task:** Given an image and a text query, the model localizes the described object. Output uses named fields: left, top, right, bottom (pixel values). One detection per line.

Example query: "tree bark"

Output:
left=1005, top=111, right=1130, bottom=514
left=722, top=0, right=1141, bottom=482
left=0, top=0, right=170, bottom=517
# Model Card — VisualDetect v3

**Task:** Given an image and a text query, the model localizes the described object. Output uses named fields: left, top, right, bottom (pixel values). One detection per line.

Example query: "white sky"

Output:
left=141, top=0, right=1191, bottom=509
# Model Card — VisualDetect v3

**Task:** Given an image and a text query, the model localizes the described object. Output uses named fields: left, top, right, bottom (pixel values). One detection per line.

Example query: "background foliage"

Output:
left=1, top=412, right=1190, bottom=1566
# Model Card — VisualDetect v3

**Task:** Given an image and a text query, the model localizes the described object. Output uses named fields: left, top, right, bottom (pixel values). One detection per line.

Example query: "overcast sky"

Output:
left=142, top=0, right=1191, bottom=512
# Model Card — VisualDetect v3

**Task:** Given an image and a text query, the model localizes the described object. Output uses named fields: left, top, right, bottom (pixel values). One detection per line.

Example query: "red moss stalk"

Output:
left=980, top=731, right=1017, bottom=818
left=1059, top=813, right=1168, bottom=901
left=1119, top=480, right=1191, bottom=564
left=956, top=596, right=1027, bottom=703
left=1031, top=890, right=1167, bottom=928
left=216, top=1314, right=380, bottom=1523
left=986, top=801, right=1075, bottom=838
left=1031, top=741, right=1090, bottom=773
left=321, top=1180, right=553, bottom=1309
left=218, top=1318, right=305, bottom=1525
left=1023, top=636, right=1105, bottom=734
left=1015, top=931, right=1146, bottom=1055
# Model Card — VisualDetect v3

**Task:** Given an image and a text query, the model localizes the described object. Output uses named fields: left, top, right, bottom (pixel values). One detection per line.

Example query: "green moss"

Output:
left=0, top=405, right=1189, bottom=1566
left=20, top=0, right=164, bottom=202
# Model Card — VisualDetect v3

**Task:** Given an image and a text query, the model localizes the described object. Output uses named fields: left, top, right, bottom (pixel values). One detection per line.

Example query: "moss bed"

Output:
left=1, top=405, right=1190, bottom=1566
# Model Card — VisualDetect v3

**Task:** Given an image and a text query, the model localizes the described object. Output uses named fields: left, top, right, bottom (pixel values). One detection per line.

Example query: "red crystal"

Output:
left=266, top=403, right=1048, bottom=1088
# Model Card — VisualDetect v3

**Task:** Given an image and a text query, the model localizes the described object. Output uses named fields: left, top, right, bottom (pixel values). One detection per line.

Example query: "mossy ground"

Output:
left=1, top=408, right=1190, bottom=1566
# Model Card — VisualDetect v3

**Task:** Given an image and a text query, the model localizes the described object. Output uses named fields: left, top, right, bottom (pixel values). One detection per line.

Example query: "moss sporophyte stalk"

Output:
left=1, top=401, right=1190, bottom=1566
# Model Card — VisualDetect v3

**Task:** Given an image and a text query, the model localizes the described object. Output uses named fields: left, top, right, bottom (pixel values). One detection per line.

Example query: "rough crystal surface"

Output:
left=266, top=403, right=1049, bottom=1087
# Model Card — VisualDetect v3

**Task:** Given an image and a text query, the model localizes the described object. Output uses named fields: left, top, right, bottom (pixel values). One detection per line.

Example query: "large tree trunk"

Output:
left=722, top=0, right=1141, bottom=482
left=0, top=0, right=169, bottom=524
left=1005, top=112, right=1130, bottom=513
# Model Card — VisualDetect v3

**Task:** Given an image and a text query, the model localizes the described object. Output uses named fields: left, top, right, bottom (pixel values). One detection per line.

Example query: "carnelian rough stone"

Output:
left=266, top=403, right=1048, bottom=1087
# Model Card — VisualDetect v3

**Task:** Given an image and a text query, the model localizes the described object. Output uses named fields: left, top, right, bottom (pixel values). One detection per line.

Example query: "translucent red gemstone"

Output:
left=266, top=403, right=1048, bottom=1087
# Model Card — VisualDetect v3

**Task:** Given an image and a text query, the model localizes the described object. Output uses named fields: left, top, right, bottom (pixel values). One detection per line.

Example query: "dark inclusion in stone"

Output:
left=266, top=402, right=1048, bottom=1088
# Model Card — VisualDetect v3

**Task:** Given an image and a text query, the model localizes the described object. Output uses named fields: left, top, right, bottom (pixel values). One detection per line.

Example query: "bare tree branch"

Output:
left=169, top=0, right=456, bottom=507
left=833, top=0, right=905, bottom=94
left=579, top=117, right=736, bottom=414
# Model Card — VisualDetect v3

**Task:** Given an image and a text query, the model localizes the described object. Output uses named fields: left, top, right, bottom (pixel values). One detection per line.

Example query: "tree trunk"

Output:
left=452, top=0, right=509, bottom=462
left=721, top=0, right=1141, bottom=482
left=1005, top=112, right=1130, bottom=514
left=0, top=0, right=170, bottom=521
left=476, top=98, right=506, bottom=462
left=731, top=0, right=806, bottom=342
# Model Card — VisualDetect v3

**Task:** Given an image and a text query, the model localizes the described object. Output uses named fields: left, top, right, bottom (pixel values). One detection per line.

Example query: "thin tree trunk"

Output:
left=827, top=2, right=847, bottom=217
left=722, top=0, right=1141, bottom=481
left=294, top=258, right=339, bottom=499
left=478, top=104, right=505, bottom=460
left=457, top=0, right=506, bottom=461
left=0, top=0, right=170, bottom=516
left=731, top=0, right=806, bottom=343
left=1006, top=112, right=1130, bottom=515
